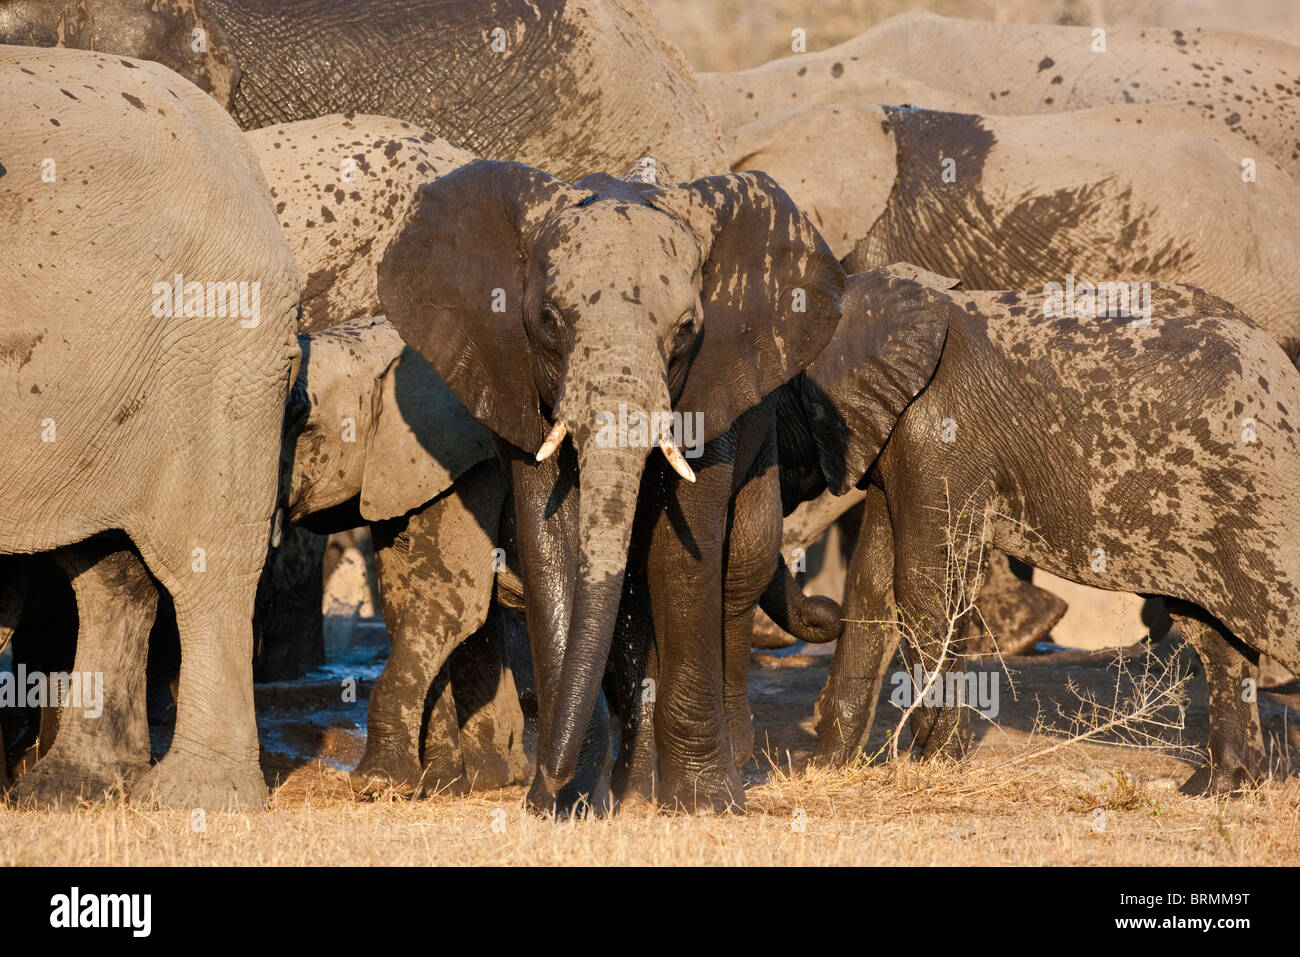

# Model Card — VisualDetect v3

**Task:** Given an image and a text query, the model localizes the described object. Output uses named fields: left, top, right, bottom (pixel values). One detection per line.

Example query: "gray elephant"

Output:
left=0, top=45, right=301, bottom=809
left=3, top=113, right=523, bottom=803
left=0, top=0, right=729, bottom=680
left=284, top=314, right=529, bottom=795
left=0, top=0, right=724, bottom=183
left=699, top=11, right=1300, bottom=179
left=725, top=101, right=1300, bottom=359
left=779, top=265, right=1300, bottom=795
left=720, top=96, right=1300, bottom=663
left=379, top=160, right=846, bottom=812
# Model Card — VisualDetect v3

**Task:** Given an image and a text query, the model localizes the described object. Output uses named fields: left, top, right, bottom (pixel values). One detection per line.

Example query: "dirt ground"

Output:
left=2, top=632, right=1297, bottom=866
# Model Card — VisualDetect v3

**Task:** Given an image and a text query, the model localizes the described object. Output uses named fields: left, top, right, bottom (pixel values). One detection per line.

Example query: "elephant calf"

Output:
left=284, top=314, right=530, bottom=795
left=801, top=266, right=1300, bottom=795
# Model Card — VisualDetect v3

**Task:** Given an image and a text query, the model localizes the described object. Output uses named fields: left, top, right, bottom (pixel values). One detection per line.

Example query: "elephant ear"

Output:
left=651, top=171, right=845, bottom=441
left=379, top=160, right=592, bottom=453
left=880, top=261, right=963, bottom=291
left=801, top=266, right=952, bottom=495
left=359, top=346, right=496, bottom=522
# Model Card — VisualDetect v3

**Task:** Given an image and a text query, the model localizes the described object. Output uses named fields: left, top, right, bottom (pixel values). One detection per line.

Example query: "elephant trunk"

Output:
left=538, top=343, right=674, bottom=795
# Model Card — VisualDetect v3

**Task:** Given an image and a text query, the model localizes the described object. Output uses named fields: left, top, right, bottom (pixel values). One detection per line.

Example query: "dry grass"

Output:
left=2, top=727, right=1297, bottom=866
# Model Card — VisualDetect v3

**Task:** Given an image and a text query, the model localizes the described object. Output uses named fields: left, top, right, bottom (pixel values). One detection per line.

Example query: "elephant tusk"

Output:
left=535, top=419, right=568, bottom=461
left=658, top=432, right=696, bottom=483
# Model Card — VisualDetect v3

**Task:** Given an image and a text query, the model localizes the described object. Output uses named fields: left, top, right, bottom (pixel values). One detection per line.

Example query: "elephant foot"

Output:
left=417, top=771, right=471, bottom=799
left=131, top=750, right=267, bottom=811
left=11, top=754, right=146, bottom=808
left=908, top=704, right=971, bottom=761
left=810, top=737, right=862, bottom=769
left=525, top=775, right=557, bottom=816
left=726, top=702, right=755, bottom=773
left=1179, top=761, right=1259, bottom=797
left=524, top=771, right=612, bottom=818
left=658, top=767, right=746, bottom=814
left=349, top=751, right=422, bottom=799
left=812, top=699, right=871, bottom=768
left=615, top=789, right=656, bottom=813
left=459, top=751, right=515, bottom=792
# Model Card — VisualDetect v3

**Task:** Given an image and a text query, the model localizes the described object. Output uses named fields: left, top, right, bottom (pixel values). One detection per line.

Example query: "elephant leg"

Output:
left=609, top=573, right=660, bottom=806
left=253, top=523, right=326, bottom=682
left=4, top=558, right=75, bottom=773
left=892, top=508, right=976, bottom=761
left=128, top=534, right=268, bottom=810
left=648, top=452, right=743, bottom=813
left=448, top=608, right=528, bottom=791
left=721, top=455, right=783, bottom=772
left=0, top=556, right=28, bottom=651
left=14, top=537, right=156, bottom=806
left=1172, top=605, right=1265, bottom=796
left=352, top=459, right=506, bottom=796
left=813, top=485, right=900, bottom=765
left=415, top=664, right=468, bottom=797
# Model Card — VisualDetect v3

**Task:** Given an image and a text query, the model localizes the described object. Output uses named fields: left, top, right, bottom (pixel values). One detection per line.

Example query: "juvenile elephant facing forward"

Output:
left=380, top=161, right=846, bottom=812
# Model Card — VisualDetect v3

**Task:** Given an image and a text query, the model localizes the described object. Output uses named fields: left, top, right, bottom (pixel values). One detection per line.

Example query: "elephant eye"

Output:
left=540, top=303, right=563, bottom=332
left=671, top=309, right=697, bottom=354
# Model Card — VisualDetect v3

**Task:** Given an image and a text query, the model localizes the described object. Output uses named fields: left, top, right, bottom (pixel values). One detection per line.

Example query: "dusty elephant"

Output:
left=0, top=0, right=724, bottom=182
left=252, top=115, right=531, bottom=793
left=5, top=116, right=525, bottom=801
left=284, top=314, right=529, bottom=795
left=699, top=11, right=1300, bottom=177
left=724, top=95, right=1300, bottom=660
left=788, top=265, right=1300, bottom=795
left=0, top=0, right=732, bottom=675
left=0, top=45, right=301, bottom=809
left=379, top=159, right=846, bottom=812
left=724, top=101, right=1300, bottom=358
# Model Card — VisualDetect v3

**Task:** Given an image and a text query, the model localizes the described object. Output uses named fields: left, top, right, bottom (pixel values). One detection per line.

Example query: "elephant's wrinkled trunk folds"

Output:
left=539, top=338, right=671, bottom=795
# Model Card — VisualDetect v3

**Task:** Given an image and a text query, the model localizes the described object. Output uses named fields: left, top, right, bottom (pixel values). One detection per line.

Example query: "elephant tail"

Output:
left=759, top=553, right=843, bottom=644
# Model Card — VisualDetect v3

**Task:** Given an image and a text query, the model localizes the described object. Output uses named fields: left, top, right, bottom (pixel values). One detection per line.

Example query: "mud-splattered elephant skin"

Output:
left=379, top=158, right=846, bottom=813
left=0, top=0, right=725, bottom=182
left=725, top=102, right=1300, bottom=359
left=284, top=315, right=529, bottom=795
left=699, top=11, right=1300, bottom=179
left=792, top=266, right=1300, bottom=795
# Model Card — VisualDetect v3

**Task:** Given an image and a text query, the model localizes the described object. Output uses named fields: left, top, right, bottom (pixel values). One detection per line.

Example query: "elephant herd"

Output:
left=1, top=0, right=1299, bottom=816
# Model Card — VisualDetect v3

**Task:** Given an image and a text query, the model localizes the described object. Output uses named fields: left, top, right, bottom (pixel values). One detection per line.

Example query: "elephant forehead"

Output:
left=538, top=204, right=699, bottom=313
